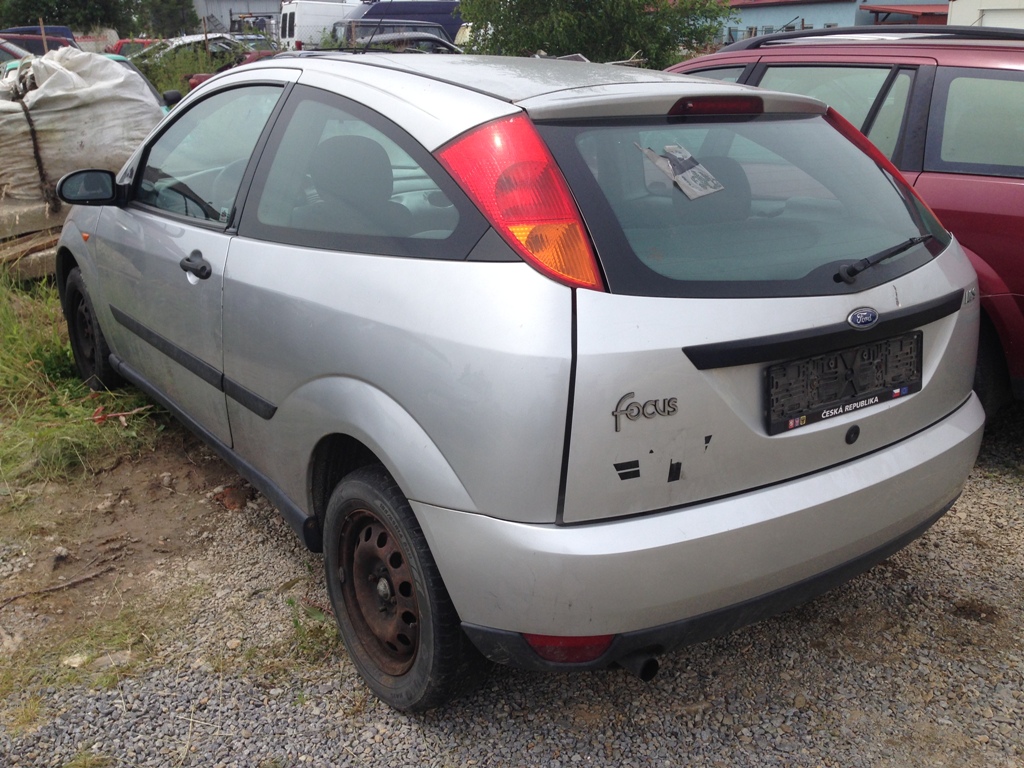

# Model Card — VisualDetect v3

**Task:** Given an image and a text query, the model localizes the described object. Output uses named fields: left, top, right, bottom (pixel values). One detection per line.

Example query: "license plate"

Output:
left=766, top=331, right=922, bottom=435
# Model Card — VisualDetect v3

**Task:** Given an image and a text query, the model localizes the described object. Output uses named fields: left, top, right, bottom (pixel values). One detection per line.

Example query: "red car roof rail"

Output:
left=721, top=24, right=1024, bottom=52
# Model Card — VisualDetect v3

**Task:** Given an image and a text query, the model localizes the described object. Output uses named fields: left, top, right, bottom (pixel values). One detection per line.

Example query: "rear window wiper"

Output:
left=836, top=235, right=933, bottom=284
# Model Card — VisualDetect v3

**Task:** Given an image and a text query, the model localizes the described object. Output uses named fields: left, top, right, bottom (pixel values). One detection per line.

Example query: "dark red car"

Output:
left=669, top=26, right=1024, bottom=415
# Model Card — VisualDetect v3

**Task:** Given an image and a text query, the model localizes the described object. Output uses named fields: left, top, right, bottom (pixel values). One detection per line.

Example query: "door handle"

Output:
left=179, top=250, right=213, bottom=280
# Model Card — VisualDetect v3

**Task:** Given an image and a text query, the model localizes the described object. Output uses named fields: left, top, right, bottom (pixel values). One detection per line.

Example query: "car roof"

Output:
left=273, top=52, right=824, bottom=108
left=348, top=31, right=463, bottom=53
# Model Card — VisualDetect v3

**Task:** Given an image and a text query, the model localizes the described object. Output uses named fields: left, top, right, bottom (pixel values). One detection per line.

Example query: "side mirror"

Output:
left=56, top=170, right=120, bottom=206
left=163, top=90, right=183, bottom=108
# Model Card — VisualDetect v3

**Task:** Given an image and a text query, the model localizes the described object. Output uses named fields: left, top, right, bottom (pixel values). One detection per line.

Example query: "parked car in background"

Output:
left=54, top=53, right=983, bottom=711
left=349, top=30, right=462, bottom=53
left=332, top=18, right=454, bottom=46
left=0, top=35, right=32, bottom=63
left=104, top=38, right=157, bottom=57
left=669, top=25, right=1024, bottom=415
left=0, top=32, right=78, bottom=55
left=358, top=1, right=463, bottom=41
left=129, top=33, right=251, bottom=64
left=0, top=24, right=75, bottom=41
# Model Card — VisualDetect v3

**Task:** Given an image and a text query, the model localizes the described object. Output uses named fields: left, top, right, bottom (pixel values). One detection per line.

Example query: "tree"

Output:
left=0, top=0, right=136, bottom=33
left=458, top=0, right=736, bottom=69
left=138, top=0, right=200, bottom=37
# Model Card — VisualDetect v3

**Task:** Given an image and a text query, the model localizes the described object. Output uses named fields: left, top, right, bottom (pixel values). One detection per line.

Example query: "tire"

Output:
left=974, top=316, right=1012, bottom=419
left=323, top=464, right=481, bottom=711
left=64, top=267, right=123, bottom=391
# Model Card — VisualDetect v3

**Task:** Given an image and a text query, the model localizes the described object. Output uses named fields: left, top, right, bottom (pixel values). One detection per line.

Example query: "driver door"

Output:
left=94, top=82, right=285, bottom=445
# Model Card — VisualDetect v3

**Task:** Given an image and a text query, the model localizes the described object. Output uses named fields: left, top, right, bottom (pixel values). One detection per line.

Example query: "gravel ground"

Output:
left=2, top=405, right=1023, bottom=767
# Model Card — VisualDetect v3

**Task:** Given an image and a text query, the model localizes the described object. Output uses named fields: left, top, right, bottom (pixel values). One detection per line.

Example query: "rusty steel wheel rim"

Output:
left=340, top=508, right=420, bottom=676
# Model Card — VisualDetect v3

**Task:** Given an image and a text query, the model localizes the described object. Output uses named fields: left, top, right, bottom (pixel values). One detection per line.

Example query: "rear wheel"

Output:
left=323, top=464, right=480, bottom=711
left=64, top=267, right=123, bottom=391
left=974, top=315, right=1012, bottom=418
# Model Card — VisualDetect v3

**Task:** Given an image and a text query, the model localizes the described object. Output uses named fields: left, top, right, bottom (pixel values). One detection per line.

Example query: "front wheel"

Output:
left=323, top=464, right=480, bottom=711
left=64, top=267, right=123, bottom=391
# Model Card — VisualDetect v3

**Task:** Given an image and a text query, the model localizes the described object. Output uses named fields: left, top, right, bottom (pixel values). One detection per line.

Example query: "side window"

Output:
left=927, top=67, right=1024, bottom=178
left=683, top=66, right=746, bottom=84
left=758, top=66, right=898, bottom=132
left=863, top=70, right=912, bottom=159
left=240, top=85, right=487, bottom=259
left=136, top=85, right=282, bottom=223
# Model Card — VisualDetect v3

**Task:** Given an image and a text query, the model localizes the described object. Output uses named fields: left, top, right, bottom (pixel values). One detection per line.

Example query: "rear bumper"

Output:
left=413, top=394, right=984, bottom=670
left=461, top=500, right=951, bottom=671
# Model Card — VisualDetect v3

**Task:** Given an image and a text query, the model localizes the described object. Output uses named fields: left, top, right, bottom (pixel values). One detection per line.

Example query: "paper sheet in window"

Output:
left=636, top=143, right=724, bottom=200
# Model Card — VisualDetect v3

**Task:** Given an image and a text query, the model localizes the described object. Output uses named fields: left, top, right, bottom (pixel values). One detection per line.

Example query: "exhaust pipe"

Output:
left=617, top=651, right=660, bottom=682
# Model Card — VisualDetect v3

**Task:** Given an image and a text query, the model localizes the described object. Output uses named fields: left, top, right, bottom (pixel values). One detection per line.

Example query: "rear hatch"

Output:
left=529, top=88, right=977, bottom=524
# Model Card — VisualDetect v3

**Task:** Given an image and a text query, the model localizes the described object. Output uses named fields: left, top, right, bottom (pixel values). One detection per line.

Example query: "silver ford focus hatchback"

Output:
left=55, top=53, right=984, bottom=711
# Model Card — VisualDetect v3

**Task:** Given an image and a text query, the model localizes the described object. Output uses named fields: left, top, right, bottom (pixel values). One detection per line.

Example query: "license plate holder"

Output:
left=766, top=331, right=922, bottom=435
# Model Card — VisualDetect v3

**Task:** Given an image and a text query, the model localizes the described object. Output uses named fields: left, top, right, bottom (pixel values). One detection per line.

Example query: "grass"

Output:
left=0, top=588, right=195, bottom=731
left=286, top=597, right=339, bottom=664
left=0, top=272, right=164, bottom=491
left=135, top=47, right=245, bottom=95
left=63, top=751, right=115, bottom=768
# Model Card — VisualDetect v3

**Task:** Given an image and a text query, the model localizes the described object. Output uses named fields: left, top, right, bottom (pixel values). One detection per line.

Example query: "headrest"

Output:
left=310, top=135, right=393, bottom=205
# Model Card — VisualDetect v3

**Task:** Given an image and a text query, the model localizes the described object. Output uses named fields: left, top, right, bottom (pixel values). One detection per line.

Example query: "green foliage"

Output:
left=0, top=0, right=202, bottom=37
left=134, top=46, right=235, bottom=94
left=0, top=274, right=162, bottom=485
left=459, top=0, right=735, bottom=69
left=139, top=0, right=200, bottom=37
left=0, top=0, right=134, bottom=33
left=285, top=598, right=339, bottom=663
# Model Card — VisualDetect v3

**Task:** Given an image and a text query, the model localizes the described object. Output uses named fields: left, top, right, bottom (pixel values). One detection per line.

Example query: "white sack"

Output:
left=0, top=47, right=163, bottom=206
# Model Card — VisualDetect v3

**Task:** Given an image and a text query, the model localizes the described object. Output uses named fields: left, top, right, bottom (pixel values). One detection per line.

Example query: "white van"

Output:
left=279, top=0, right=364, bottom=49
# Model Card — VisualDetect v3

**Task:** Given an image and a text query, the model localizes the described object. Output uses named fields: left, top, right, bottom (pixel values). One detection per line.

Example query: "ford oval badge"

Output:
left=848, top=307, right=879, bottom=330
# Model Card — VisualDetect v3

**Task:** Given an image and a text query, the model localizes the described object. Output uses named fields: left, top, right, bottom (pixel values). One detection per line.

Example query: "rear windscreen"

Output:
left=539, top=114, right=949, bottom=298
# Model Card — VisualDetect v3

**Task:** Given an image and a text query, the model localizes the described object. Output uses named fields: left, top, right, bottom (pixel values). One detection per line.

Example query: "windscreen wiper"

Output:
left=835, top=234, right=933, bottom=284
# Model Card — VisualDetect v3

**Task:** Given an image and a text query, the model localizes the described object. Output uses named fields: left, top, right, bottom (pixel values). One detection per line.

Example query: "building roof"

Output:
left=859, top=3, right=949, bottom=16
left=730, top=0, right=856, bottom=7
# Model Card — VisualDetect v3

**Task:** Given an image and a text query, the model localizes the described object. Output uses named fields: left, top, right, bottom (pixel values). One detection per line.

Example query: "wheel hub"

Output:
left=340, top=510, right=420, bottom=676
left=375, top=576, right=392, bottom=603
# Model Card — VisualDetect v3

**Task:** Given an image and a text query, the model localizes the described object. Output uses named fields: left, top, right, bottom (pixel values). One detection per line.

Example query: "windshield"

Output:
left=540, top=113, right=949, bottom=298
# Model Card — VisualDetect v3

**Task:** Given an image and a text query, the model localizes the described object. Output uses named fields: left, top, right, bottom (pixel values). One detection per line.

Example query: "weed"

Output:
left=0, top=274, right=164, bottom=488
left=6, top=694, right=43, bottom=731
left=63, top=751, right=114, bottom=768
left=286, top=597, right=339, bottom=664
left=135, top=47, right=241, bottom=95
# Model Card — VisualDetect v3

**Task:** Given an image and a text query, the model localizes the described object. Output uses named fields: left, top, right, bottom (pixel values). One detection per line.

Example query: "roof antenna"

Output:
left=362, top=0, right=393, bottom=53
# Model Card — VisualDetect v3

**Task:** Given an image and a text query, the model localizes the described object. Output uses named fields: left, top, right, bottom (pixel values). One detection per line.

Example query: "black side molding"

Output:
left=111, top=305, right=277, bottom=419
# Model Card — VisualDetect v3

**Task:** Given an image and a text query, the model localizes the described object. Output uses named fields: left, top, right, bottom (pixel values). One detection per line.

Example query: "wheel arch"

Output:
left=308, top=433, right=380, bottom=532
left=54, top=244, right=79, bottom=308
left=287, top=377, right=477, bottom=539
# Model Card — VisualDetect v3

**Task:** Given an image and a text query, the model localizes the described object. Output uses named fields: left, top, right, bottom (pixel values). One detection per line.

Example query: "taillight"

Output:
left=523, top=633, right=614, bottom=663
left=437, top=114, right=605, bottom=291
left=669, top=95, right=763, bottom=116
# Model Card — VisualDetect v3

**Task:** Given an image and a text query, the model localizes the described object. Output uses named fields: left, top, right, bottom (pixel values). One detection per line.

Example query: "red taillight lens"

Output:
left=669, top=95, right=763, bottom=116
left=522, top=633, right=614, bottom=663
left=437, top=114, right=605, bottom=291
